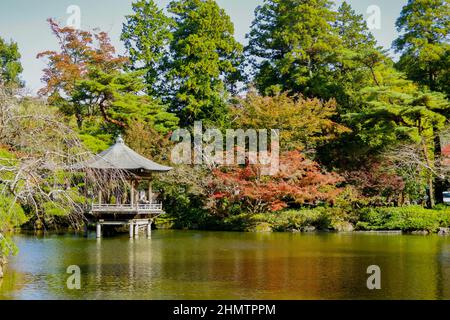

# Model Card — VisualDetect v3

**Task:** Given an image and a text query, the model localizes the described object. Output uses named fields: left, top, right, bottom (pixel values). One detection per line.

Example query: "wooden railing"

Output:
left=91, top=203, right=163, bottom=214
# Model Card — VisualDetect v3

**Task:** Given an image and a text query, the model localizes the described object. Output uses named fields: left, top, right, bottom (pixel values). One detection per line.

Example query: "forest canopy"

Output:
left=0, top=0, right=449, bottom=247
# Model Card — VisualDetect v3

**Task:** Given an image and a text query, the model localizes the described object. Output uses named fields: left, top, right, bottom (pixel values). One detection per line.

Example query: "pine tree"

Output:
left=246, top=0, right=342, bottom=98
left=393, top=0, right=450, bottom=96
left=121, top=0, right=173, bottom=96
left=167, top=0, right=243, bottom=127
left=346, top=67, right=450, bottom=207
left=334, top=1, right=377, bottom=50
left=0, top=37, right=23, bottom=87
left=332, top=1, right=383, bottom=112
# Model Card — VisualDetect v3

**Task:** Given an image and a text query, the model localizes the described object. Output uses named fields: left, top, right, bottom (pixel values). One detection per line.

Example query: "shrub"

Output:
left=356, top=206, right=450, bottom=232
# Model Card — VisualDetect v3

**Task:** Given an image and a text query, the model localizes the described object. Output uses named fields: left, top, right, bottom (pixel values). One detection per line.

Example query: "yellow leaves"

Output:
left=233, top=91, right=350, bottom=151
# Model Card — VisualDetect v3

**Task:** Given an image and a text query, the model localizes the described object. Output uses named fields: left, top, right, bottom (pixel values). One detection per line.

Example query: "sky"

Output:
left=0, top=0, right=407, bottom=94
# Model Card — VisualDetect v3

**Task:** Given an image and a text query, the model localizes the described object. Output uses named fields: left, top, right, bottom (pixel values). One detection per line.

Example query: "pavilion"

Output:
left=76, top=135, right=172, bottom=238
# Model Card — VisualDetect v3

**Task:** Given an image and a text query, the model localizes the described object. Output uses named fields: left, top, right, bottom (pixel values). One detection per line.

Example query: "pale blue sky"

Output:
left=0, top=0, right=407, bottom=93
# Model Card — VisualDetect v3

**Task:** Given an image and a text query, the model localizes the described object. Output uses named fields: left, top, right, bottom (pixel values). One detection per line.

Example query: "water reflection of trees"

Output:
left=8, top=232, right=450, bottom=299
left=152, top=233, right=450, bottom=299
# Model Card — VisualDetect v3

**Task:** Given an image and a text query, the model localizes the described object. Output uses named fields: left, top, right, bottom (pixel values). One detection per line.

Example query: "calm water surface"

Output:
left=1, top=231, right=450, bottom=300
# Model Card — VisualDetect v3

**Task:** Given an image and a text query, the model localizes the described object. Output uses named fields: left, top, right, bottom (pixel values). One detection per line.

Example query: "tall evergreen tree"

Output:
left=0, top=37, right=23, bottom=87
left=334, top=1, right=377, bottom=50
left=345, top=63, right=450, bottom=207
left=167, top=0, right=243, bottom=127
left=332, top=1, right=382, bottom=112
left=121, top=0, right=173, bottom=96
left=246, top=0, right=341, bottom=98
left=393, top=0, right=450, bottom=96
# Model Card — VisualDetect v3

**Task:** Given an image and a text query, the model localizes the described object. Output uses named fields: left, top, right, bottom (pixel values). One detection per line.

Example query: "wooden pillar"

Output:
left=148, top=182, right=153, bottom=203
left=130, top=180, right=135, bottom=207
left=98, top=190, right=102, bottom=205
left=129, top=221, right=134, bottom=238
left=134, top=222, right=139, bottom=237
left=96, top=222, right=101, bottom=238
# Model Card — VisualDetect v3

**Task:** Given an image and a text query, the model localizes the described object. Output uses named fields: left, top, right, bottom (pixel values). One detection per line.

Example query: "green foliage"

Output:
left=78, top=133, right=112, bottom=154
left=154, top=214, right=177, bottom=229
left=393, top=0, right=450, bottom=96
left=0, top=194, right=27, bottom=256
left=73, top=68, right=179, bottom=134
left=347, top=86, right=449, bottom=149
left=0, top=194, right=28, bottom=230
left=357, top=206, right=450, bottom=232
left=334, top=1, right=377, bottom=50
left=332, top=2, right=384, bottom=112
left=0, top=37, right=23, bottom=87
left=261, top=210, right=324, bottom=231
left=121, top=0, right=173, bottom=96
left=167, top=0, right=244, bottom=126
left=154, top=165, right=212, bottom=229
left=246, top=0, right=342, bottom=98
left=220, top=207, right=357, bottom=232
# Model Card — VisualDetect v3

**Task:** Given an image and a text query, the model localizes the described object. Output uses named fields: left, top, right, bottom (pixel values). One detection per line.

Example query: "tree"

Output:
left=208, top=151, right=343, bottom=215
left=393, top=0, right=450, bottom=96
left=121, top=0, right=173, bottom=96
left=346, top=75, right=450, bottom=207
left=246, top=0, right=342, bottom=98
left=167, top=0, right=244, bottom=127
left=330, top=2, right=386, bottom=113
left=38, top=19, right=178, bottom=136
left=0, top=37, right=23, bottom=87
left=72, top=67, right=178, bottom=133
left=232, top=90, right=350, bottom=152
left=343, top=161, right=407, bottom=206
left=0, top=84, right=132, bottom=274
left=37, top=19, right=128, bottom=128
left=0, top=84, right=83, bottom=262
left=334, top=1, right=377, bottom=50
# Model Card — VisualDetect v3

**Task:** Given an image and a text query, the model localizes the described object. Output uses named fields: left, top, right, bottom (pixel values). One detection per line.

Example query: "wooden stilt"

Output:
left=147, top=220, right=152, bottom=238
left=134, top=221, right=139, bottom=237
left=148, top=183, right=153, bottom=203
left=96, top=222, right=101, bottom=238
left=130, top=180, right=135, bottom=207
left=129, top=221, right=134, bottom=238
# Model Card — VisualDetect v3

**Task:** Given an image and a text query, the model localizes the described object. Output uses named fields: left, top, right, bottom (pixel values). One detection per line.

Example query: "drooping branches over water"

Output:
left=0, top=85, right=128, bottom=252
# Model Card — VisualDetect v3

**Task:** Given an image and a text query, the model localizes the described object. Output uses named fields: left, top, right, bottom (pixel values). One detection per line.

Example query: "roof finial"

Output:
left=116, top=134, right=124, bottom=144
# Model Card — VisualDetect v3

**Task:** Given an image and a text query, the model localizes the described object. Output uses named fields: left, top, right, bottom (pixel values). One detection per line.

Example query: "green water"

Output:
left=1, top=231, right=450, bottom=300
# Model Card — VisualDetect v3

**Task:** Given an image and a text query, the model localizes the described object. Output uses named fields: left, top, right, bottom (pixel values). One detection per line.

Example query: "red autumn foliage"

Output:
left=36, top=19, right=128, bottom=109
left=343, top=162, right=405, bottom=204
left=207, top=151, right=343, bottom=215
left=442, top=144, right=450, bottom=166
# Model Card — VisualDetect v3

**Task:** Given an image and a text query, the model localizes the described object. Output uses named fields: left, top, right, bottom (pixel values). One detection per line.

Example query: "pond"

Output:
left=1, top=231, right=450, bottom=300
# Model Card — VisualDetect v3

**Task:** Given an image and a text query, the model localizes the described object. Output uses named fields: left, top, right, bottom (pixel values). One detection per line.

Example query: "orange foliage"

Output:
left=37, top=19, right=127, bottom=101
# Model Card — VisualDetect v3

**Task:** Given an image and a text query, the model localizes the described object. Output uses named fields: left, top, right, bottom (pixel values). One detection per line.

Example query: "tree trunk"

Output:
left=428, top=174, right=435, bottom=209
left=433, top=133, right=445, bottom=204
left=0, top=255, right=4, bottom=278
left=421, top=139, right=435, bottom=208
